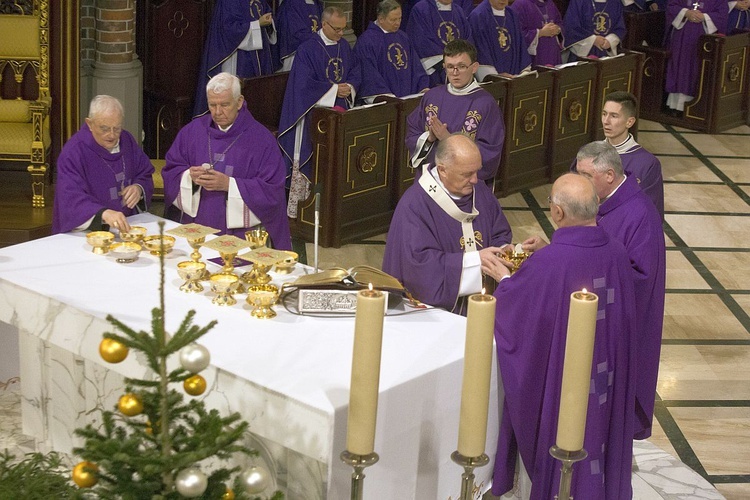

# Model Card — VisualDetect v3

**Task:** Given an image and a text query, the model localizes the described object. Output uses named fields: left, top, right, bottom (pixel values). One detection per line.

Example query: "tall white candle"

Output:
left=457, top=292, right=496, bottom=458
left=346, top=286, right=386, bottom=455
left=556, top=290, right=599, bottom=452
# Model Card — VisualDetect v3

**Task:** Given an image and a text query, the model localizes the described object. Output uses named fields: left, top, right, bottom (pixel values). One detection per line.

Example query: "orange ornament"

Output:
left=222, top=487, right=236, bottom=500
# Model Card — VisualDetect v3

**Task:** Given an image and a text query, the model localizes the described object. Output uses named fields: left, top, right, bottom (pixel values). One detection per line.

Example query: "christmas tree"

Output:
left=72, top=222, right=282, bottom=500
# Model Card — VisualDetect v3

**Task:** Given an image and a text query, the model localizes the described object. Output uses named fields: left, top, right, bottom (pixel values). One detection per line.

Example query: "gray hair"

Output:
left=576, top=141, right=623, bottom=176
left=551, top=174, right=600, bottom=221
left=88, top=95, right=124, bottom=120
left=206, top=72, right=241, bottom=100
left=377, top=0, right=402, bottom=18
left=322, top=6, right=345, bottom=21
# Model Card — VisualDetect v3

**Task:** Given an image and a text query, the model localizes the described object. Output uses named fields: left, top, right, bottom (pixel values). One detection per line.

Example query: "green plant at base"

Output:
left=0, top=450, right=78, bottom=499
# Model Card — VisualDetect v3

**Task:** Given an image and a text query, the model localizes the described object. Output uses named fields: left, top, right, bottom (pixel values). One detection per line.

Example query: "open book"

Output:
left=282, top=265, right=405, bottom=294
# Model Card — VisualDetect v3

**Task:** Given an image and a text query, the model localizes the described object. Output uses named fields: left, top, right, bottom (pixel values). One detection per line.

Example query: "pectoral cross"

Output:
left=691, top=1, right=701, bottom=9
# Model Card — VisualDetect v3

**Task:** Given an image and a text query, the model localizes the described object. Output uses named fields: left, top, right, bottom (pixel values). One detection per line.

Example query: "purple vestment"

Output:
left=402, top=0, right=476, bottom=27
left=563, top=0, right=626, bottom=58
left=382, top=167, right=512, bottom=315
left=277, top=33, right=361, bottom=177
left=353, top=22, right=429, bottom=100
left=597, top=175, right=666, bottom=439
left=492, top=225, right=636, bottom=499
left=616, top=135, right=664, bottom=218
left=665, top=0, right=727, bottom=96
left=52, top=125, right=154, bottom=234
left=405, top=84, right=505, bottom=182
left=406, top=0, right=474, bottom=86
left=162, top=102, right=292, bottom=250
left=729, top=2, right=750, bottom=33
left=193, top=0, right=277, bottom=116
left=510, top=0, right=564, bottom=66
left=470, top=0, right=532, bottom=74
left=276, top=0, right=323, bottom=63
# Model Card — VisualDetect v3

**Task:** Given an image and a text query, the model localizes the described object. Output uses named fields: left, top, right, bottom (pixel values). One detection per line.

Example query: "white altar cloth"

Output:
left=0, top=213, right=500, bottom=499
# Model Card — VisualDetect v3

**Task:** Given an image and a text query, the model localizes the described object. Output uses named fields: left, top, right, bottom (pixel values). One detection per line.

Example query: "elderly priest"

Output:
left=492, top=173, right=637, bottom=498
left=162, top=72, right=291, bottom=250
left=382, top=134, right=512, bottom=315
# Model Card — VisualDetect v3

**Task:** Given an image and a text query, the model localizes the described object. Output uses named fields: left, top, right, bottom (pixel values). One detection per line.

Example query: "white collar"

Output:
left=108, top=141, right=120, bottom=154
left=607, top=133, right=639, bottom=154
left=217, top=122, right=234, bottom=133
left=319, top=30, right=337, bottom=45
left=492, top=7, right=506, bottom=15
left=604, top=174, right=627, bottom=202
left=447, top=79, right=480, bottom=95
left=436, top=1, right=452, bottom=11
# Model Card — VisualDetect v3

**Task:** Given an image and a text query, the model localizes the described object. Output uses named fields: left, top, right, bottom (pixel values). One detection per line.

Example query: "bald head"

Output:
left=435, top=133, right=482, bottom=197
left=549, top=173, right=599, bottom=227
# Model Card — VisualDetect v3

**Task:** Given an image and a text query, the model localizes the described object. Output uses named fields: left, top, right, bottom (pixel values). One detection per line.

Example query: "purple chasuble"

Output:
left=382, top=168, right=512, bottom=315
left=276, top=0, right=323, bottom=62
left=52, top=125, right=154, bottom=234
left=162, top=102, right=292, bottom=250
left=402, top=0, right=477, bottom=26
left=563, top=0, right=626, bottom=58
left=665, top=0, right=727, bottom=95
left=492, top=225, right=636, bottom=499
left=597, top=175, right=665, bottom=439
left=193, top=0, right=277, bottom=116
left=616, top=135, right=664, bottom=218
left=406, top=0, right=474, bottom=86
left=729, top=3, right=750, bottom=34
left=277, top=34, right=360, bottom=177
left=510, top=0, right=564, bottom=66
left=353, top=22, right=429, bottom=100
left=470, top=0, right=532, bottom=74
left=406, top=84, right=505, bottom=182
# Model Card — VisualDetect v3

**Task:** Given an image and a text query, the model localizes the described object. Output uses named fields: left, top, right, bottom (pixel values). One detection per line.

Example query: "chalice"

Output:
left=86, top=231, right=114, bottom=255
left=245, top=228, right=269, bottom=249
left=507, top=244, right=529, bottom=274
left=274, top=251, right=299, bottom=274
left=177, top=261, right=207, bottom=293
left=166, top=224, right=220, bottom=280
left=238, top=247, right=290, bottom=286
left=246, top=284, right=280, bottom=319
left=210, top=273, right=239, bottom=306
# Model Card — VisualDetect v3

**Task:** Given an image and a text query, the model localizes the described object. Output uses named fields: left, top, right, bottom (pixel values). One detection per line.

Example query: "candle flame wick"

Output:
left=481, top=287, right=486, bottom=295
left=582, top=288, right=588, bottom=294
left=368, top=283, right=373, bottom=291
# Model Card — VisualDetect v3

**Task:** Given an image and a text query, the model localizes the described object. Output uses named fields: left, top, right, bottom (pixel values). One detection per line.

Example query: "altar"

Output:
left=0, top=213, right=500, bottom=499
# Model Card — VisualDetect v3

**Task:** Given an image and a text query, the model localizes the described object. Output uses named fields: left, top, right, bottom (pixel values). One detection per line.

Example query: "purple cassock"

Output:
left=469, top=0, right=532, bottom=74
left=402, top=0, right=477, bottom=27
left=352, top=22, right=429, bottom=100
left=276, top=0, right=323, bottom=64
left=597, top=175, right=666, bottom=439
left=563, top=0, right=626, bottom=58
left=729, top=2, right=750, bottom=34
left=193, top=0, right=277, bottom=117
left=492, top=225, right=637, bottom=498
left=382, top=166, right=512, bottom=315
left=615, top=134, right=664, bottom=218
left=510, top=0, right=564, bottom=66
left=665, top=0, right=727, bottom=96
left=277, top=33, right=361, bottom=178
left=406, top=0, right=474, bottom=86
left=161, top=102, right=292, bottom=250
left=52, top=125, right=154, bottom=234
left=405, top=83, right=505, bottom=182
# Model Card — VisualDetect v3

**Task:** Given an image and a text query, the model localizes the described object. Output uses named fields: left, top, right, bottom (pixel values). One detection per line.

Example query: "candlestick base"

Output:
left=340, top=450, right=379, bottom=500
left=549, top=445, right=588, bottom=500
left=450, top=450, right=490, bottom=500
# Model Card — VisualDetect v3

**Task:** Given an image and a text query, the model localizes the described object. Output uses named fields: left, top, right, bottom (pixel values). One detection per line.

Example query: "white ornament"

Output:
left=239, top=465, right=270, bottom=494
left=179, top=344, right=211, bottom=373
left=175, top=467, right=208, bottom=498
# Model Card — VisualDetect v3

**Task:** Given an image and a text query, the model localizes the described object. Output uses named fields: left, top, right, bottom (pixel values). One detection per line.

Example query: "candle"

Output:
left=457, top=292, right=496, bottom=458
left=346, top=285, right=386, bottom=455
left=556, top=289, right=599, bottom=452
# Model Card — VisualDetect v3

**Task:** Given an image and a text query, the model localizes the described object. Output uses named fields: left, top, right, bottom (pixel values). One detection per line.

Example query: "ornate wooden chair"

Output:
left=0, top=0, right=51, bottom=207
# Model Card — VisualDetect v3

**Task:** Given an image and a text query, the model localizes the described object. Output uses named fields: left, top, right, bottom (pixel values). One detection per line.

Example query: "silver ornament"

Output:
left=179, top=344, right=211, bottom=373
left=239, top=465, right=270, bottom=494
left=175, top=467, right=208, bottom=498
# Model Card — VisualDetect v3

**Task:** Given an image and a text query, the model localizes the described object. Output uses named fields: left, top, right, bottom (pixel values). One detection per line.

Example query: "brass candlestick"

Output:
left=451, top=451, right=489, bottom=500
left=549, top=446, right=587, bottom=500
left=340, top=450, right=379, bottom=500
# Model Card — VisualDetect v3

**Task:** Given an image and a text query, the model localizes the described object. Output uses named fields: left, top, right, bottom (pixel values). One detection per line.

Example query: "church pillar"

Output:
left=87, top=0, right=144, bottom=144
left=323, top=0, right=356, bottom=45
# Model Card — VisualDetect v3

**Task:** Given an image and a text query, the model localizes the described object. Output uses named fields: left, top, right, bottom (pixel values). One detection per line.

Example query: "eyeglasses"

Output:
left=325, top=21, right=345, bottom=34
left=444, top=64, right=472, bottom=73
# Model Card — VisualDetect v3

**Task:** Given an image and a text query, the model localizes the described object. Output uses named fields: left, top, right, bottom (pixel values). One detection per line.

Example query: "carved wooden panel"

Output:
left=591, top=51, right=643, bottom=139
left=389, top=95, right=421, bottom=200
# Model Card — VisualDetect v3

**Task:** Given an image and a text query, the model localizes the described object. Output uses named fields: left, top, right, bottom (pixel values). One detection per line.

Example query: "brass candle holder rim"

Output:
left=572, top=290, right=598, bottom=301
left=340, top=450, right=380, bottom=468
left=450, top=450, right=490, bottom=468
left=549, top=445, right=588, bottom=463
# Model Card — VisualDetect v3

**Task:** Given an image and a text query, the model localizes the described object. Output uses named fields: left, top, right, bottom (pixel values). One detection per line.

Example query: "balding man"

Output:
left=382, top=133, right=512, bottom=315
left=492, top=173, right=637, bottom=499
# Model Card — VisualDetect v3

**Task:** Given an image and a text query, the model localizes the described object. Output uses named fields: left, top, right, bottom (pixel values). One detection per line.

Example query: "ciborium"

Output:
left=246, top=284, right=280, bottom=318
left=506, top=243, right=529, bottom=274
left=86, top=231, right=114, bottom=255
left=210, top=273, right=239, bottom=306
left=245, top=228, right=269, bottom=249
left=120, top=226, right=147, bottom=243
left=177, top=261, right=207, bottom=293
left=201, top=234, right=250, bottom=276
left=274, top=251, right=299, bottom=274
left=238, top=247, right=290, bottom=286
left=109, top=242, right=142, bottom=263
left=166, top=224, right=220, bottom=280
left=142, top=235, right=176, bottom=256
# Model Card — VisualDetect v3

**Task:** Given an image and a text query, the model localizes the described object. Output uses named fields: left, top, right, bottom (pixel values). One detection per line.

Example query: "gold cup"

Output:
left=274, top=251, right=299, bottom=274
left=245, top=228, right=269, bottom=249
left=142, top=235, right=176, bottom=256
left=241, top=262, right=273, bottom=285
left=177, top=261, right=207, bottom=293
left=508, top=251, right=529, bottom=273
left=86, top=231, right=115, bottom=255
left=246, top=284, right=280, bottom=319
left=210, top=273, right=239, bottom=306
left=109, top=242, right=142, bottom=263
left=120, top=226, right=147, bottom=243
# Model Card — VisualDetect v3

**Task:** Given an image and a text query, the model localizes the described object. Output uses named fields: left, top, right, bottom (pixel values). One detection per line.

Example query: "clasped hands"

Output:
left=540, top=22, right=562, bottom=37
left=189, top=165, right=230, bottom=192
left=685, top=9, right=705, bottom=22
left=594, top=35, right=611, bottom=51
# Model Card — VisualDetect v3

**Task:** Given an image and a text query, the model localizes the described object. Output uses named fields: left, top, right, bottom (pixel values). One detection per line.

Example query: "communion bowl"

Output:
left=274, top=251, right=299, bottom=274
left=246, top=284, right=280, bottom=319
left=86, top=231, right=115, bottom=254
left=508, top=251, right=529, bottom=272
left=177, top=261, right=207, bottom=293
left=120, top=226, right=147, bottom=243
left=245, top=228, right=269, bottom=249
left=210, top=273, right=240, bottom=306
left=142, top=235, right=176, bottom=256
left=109, top=242, right=142, bottom=263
